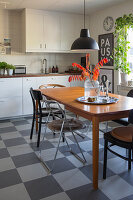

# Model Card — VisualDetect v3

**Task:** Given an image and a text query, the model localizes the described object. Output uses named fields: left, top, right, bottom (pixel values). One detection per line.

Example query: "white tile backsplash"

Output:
left=0, top=53, right=83, bottom=74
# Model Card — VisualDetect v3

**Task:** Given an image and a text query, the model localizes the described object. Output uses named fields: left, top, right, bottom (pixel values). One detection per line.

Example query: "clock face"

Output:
left=103, top=16, right=114, bottom=31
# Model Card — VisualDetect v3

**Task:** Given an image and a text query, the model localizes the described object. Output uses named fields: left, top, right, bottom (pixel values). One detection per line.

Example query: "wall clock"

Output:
left=103, top=16, right=114, bottom=31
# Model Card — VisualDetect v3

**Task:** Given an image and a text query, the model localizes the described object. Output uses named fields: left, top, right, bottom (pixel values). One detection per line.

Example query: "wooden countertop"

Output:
left=0, top=73, right=81, bottom=78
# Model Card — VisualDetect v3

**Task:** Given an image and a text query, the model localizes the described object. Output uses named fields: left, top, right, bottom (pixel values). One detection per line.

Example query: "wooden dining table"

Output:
left=38, top=86, right=133, bottom=190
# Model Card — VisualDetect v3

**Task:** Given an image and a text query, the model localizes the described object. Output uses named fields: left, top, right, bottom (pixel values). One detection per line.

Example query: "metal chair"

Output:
left=103, top=126, right=133, bottom=179
left=30, top=88, right=64, bottom=147
left=38, top=97, right=87, bottom=172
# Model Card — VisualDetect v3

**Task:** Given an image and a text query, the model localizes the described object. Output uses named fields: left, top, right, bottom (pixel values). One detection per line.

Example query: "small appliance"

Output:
left=14, top=65, right=26, bottom=74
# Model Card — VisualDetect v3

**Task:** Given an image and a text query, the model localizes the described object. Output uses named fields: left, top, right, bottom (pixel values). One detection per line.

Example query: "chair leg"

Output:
left=37, top=116, right=42, bottom=147
left=30, top=113, right=35, bottom=139
left=128, top=149, right=131, bottom=170
left=103, top=139, right=108, bottom=179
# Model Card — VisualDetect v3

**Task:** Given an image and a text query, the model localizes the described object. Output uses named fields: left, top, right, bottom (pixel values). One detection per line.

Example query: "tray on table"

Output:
left=76, top=96, right=119, bottom=105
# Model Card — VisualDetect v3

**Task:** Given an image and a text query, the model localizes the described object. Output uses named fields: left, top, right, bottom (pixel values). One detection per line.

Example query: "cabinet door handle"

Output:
left=45, top=44, right=46, bottom=49
left=40, top=44, right=42, bottom=48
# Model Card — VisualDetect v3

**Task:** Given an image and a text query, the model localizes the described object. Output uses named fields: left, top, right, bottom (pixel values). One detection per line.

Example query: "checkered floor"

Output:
left=0, top=115, right=133, bottom=200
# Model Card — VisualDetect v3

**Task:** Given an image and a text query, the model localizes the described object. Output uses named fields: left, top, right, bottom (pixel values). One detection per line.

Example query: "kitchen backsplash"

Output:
left=0, top=53, right=84, bottom=74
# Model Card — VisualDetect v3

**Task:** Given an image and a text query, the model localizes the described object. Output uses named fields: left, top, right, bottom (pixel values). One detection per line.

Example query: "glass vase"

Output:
left=84, top=78, right=99, bottom=98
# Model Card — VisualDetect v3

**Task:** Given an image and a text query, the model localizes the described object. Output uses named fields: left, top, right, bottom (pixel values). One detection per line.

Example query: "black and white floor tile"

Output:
left=0, top=115, right=133, bottom=200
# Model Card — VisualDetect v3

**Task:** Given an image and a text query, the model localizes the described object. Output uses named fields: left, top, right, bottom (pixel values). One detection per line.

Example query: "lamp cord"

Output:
left=84, top=0, right=85, bottom=29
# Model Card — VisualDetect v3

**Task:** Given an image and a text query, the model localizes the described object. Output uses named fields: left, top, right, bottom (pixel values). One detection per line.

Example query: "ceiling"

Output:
left=0, top=0, right=127, bottom=14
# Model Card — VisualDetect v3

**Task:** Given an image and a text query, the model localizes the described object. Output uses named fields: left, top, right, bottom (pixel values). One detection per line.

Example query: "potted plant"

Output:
left=6, top=64, right=15, bottom=76
left=113, top=13, right=133, bottom=85
left=0, top=62, right=7, bottom=75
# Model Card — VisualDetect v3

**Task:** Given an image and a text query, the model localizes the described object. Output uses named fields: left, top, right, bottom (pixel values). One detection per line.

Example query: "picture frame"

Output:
left=98, top=33, right=114, bottom=66
left=99, top=68, right=114, bottom=93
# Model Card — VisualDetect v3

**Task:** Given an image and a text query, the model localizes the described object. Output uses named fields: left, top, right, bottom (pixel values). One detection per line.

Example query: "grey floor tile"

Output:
left=0, top=157, right=15, bottom=172
left=17, top=163, right=47, bottom=182
left=119, top=170, right=133, bottom=186
left=40, top=192, right=71, bottom=200
left=7, top=144, right=33, bottom=156
left=0, top=183, right=31, bottom=200
left=30, top=140, right=54, bottom=151
left=0, top=148, right=10, bottom=159
left=66, top=184, right=110, bottom=200
left=46, top=157, right=76, bottom=174
left=99, top=175, right=133, bottom=200
left=0, top=126, right=17, bottom=134
left=12, top=120, right=30, bottom=126
left=1, top=131, right=22, bottom=140
left=59, top=143, right=85, bottom=157
left=0, top=169, right=22, bottom=189
left=4, top=137, right=27, bottom=147
left=79, top=163, right=115, bottom=181
left=120, top=194, right=133, bottom=200
left=12, top=152, right=40, bottom=168
left=19, top=129, right=31, bottom=137
left=54, top=168, right=91, bottom=191
left=67, top=134, right=90, bottom=143
left=25, top=176, right=63, bottom=200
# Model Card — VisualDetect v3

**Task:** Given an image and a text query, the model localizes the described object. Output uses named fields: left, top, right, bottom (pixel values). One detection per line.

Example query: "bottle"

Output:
left=52, top=66, right=55, bottom=73
left=55, top=65, right=58, bottom=73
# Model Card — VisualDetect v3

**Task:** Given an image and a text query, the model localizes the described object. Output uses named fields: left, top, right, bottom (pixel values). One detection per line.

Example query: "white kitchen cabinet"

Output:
left=22, top=77, right=37, bottom=115
left=25, top=10, right=44, bottom=52
left=22, top=9, right=84, bottom=52
left=0, top=78, right=22, bottom=119
left=60, top=14, right=83, bottom=51
left=44, top=14, right=61, bottom=51
left=0, top=97, right=22, bottom=118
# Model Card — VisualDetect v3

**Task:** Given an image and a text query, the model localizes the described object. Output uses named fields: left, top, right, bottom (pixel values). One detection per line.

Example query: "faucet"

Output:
left=41, top=59, right=48, bottom=74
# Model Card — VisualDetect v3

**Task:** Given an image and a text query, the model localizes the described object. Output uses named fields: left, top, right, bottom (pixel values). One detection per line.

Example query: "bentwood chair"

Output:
left=30, top=88, right=64, bottom=147
left=38, top=96, right=87, bottom=172
left=112, top=89, right=133, bottom=126
left=103, top=126, right=133, bottom=179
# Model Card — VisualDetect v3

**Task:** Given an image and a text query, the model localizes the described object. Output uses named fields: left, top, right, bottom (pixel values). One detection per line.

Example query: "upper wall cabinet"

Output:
left=22, top=9, right=85, bottom=53
left=26, top=11, right=44, bottom=52
left=60, top=14, right=83, bottom=51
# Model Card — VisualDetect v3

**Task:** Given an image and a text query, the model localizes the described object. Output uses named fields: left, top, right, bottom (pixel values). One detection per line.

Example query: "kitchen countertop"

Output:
left=0, top=72, right=81, bottom=78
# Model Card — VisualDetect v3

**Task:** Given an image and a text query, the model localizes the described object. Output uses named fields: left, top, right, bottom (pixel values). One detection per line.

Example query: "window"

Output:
left=127, top=28, right=133, bottom=71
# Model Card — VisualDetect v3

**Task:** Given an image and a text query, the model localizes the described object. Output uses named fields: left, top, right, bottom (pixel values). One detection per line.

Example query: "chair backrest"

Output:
left=30, top=88, right=43, bottom=114
left=127, top=89, right=133, bottom=97
left=39, top=84, right=65, bottom=89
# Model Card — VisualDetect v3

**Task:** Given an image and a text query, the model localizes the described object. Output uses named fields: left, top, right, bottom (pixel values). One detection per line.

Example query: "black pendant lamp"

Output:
left=71, top=0, right=99, bottom=51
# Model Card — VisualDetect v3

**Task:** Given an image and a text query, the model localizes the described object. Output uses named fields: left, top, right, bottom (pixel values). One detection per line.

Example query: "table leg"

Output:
left=92, top=116, right=99, bottom=190
left=36, top=100, right=38, bottom=132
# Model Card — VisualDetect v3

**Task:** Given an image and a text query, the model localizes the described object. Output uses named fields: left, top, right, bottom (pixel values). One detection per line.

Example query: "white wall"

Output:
left=0, top=53, right=83, bottom=74
left=88, top=0, right=133, bottom=93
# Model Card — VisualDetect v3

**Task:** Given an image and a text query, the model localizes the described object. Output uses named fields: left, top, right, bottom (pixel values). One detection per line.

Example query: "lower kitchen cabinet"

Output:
left=0, top=75, right=83, bottom=119
left=0, top=97, right=22, bottom=118
left=0, top=78, right=23, bottom=119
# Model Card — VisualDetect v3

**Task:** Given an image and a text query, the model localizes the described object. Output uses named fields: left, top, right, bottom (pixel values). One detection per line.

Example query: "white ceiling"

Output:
left=0, top=0, right=127, bottom=14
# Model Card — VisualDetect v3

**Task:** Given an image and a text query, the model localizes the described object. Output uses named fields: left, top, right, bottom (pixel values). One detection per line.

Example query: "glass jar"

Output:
left=84, top=78, right=99, bottom=98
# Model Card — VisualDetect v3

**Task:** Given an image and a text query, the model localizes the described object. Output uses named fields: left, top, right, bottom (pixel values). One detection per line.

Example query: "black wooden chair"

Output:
left=103, top=126, right=133, bottom=179
left=30, top=88, right=64, bottom=147
left=112, top=89, right=133, bottom=126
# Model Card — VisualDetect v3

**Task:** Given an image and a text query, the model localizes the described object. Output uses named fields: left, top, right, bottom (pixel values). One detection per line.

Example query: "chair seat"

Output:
left=111, top=126, right=133, bottom=142
left=48, top=118, right=86, bottom=132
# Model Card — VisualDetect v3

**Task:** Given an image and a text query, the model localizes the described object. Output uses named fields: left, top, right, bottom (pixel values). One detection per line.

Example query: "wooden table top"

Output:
left=40, top=87, right=133, bottom=121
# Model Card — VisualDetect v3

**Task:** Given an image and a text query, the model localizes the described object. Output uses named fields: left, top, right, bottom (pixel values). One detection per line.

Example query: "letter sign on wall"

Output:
left=98, top=33, right=114, bottom=66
